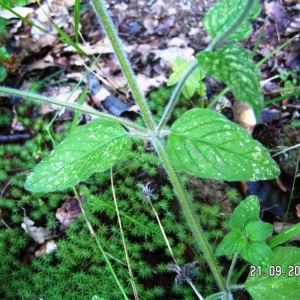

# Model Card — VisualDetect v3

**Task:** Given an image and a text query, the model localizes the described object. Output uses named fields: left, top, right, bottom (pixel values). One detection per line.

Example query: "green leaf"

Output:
left=245, top=221, right=273, bottom=241
left=167, top=57, right=205, bottom=99
left=0, top=17, right=8, bottom=35
left=0, top=46, right=10, bottom=60
left=267, top=223, right=300, bottom=249
left=241, top=241, right=274, bottom=268
left=167, top=109, right=280, bottom=181
left=25, top=119, right=130, bottom=193
left=203, top=0, right=260, bottom=42
left=229, top=196, right=260, bottom=230
left=197, top=44, right=263, bottom=118
left=215, top=229, right=247, bottom=256
left=246, top=246, right=300, bottom=300
left=0, top=63, right=7, bottom=82
left=0, top=0, right=29, bottom=9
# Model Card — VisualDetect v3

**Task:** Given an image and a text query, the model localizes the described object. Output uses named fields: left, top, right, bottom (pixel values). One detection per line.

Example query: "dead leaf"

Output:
left=27, top=54, right=55, bottom=71
left=0, top=7, right=34, bottom=19
left=151, top=47, right=195, bottom=66
left=34, top=239, right=57, bottom=257
left=64, top=38, right=114, bottom=55
left=233, top=101, right=256, bottom=134
left=21, top=215, right=53, bottom=244
left=56, top=198, right=81, bottom=231
left=1, top=54, right=20, bottom=73
left=136, top=74, right=167, bottom=94
left=296, top=204, right=300, bottom=218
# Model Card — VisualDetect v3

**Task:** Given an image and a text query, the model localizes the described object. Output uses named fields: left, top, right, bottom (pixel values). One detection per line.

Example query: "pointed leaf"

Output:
left=25, top=119, right=130, bottom=193
left=167, top=109, right=280, bottom=181
left=203, top=0, right=260, bottom=42
left=245, top=221, right=273, bottom=241
left=229, top=196, right=260, bottom=230
left=246, top=246, right=300, bottom=300
left=241, top=241, right=274, bottom=268
left=197, top=44, right=263, bottom=117
left=215, top=229, right=247, bottom=256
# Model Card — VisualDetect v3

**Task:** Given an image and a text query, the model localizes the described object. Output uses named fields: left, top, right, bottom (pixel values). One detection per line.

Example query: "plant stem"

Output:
left=90, top=0, right=156, bottom=132
left=226, top=253, right=239, bottom=289
left=90, top=0, right=229, bottom=295
left=157, top=61, right=198, bottom=131
left=0, top=86, right=147, bottom=134
left=73, top=187, right=129, bottom=299
left=111, top=169, right=139, bottom=300
left=206, top=0, right=256, bottom=51
left=158, top=0, right=256, bottom=130
left=152, top=138, right=229, bottom=295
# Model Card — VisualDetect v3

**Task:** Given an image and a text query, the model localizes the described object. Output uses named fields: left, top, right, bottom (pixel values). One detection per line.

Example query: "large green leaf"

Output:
left=197, top=44, right=263, bottom=118
left=246, top=246, right=300, bottom=300
left=167, top=108, right=279, bottom=181
left=203, top=0, right=260, bottom=42
left=25, top=119, right=130, bottom=193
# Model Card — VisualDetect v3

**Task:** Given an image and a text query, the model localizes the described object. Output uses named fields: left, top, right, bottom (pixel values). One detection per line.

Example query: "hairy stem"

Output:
left=90, top=0, right=156, bottom=131
left=0, top=86, right=147, bottom=134
left=152, top=138, right=229, bottom=295
left=206, top=0, right=256, bottom=51
left=157, top=61, right=198, bottom=131
left=158, top=0, right=256, bottom=130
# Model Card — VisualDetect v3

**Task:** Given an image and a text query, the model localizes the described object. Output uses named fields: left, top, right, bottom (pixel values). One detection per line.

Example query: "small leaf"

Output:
left=167, top=57, right=205, bottom=99
left=229, top=196, right=260, bottom=230
left=241, top=241, right=274, bottom=268
left=203, top=0, right=260, bottom=42
left=167, top=109, right=280, bottom=181
left=25, top=119, right=130, bottom=193
left=215, top=229, right=247, bottom=256
left=197, top=44, right=263, bottom=118
left=245, top=221, right=273, bottom=241
left=246, top=246, right=300, bottom=300
left=0, top=46, right=10, bottom=60
left=0, top=63, right=7, bottom=82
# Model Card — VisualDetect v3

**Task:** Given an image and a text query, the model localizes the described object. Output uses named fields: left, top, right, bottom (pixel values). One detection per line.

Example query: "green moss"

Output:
left=0, top=113, right=225, bottom=300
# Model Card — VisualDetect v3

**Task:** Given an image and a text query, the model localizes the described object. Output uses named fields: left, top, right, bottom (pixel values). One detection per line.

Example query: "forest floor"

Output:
left=0, top=0, right=300, bottom=299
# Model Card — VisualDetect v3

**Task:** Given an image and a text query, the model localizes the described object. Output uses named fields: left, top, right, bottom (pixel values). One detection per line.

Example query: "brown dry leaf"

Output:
left=64, top=38, right=114, bottom=55
left=27, top=0, right=74, bottom=49
left=1, top=54, right=21, bottom=73
left=42, top=85, right=82, bottom=114
left=285, top=17, right=300, bottom=36
left=21, top=216, right=53, bottom=244
left=27, top=54, right=55, bottom=72
left=264, top=0, right=290, bottom=34
left=0, top=7, right=34, bottom=19
left=136, top=73, right=167, bottom=94
left=233, top=101, right=256, bottom=135
left=56, top=198, right=81, bottom=231
left=151, top=47, right=195, bottom=66
left=296, top=204, right=300, bottom=219
left=34, top=239, right=57, bottom=257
